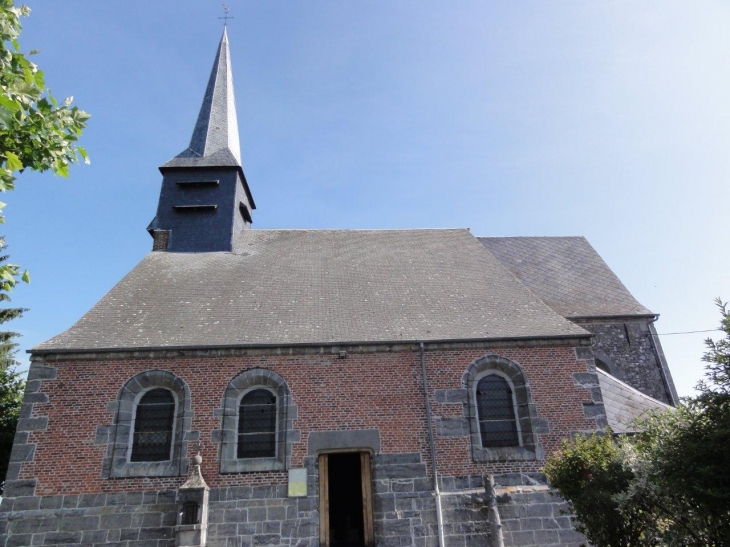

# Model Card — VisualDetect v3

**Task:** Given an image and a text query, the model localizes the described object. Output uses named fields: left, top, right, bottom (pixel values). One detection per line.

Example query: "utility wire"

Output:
left=652, top=329, right=722, bottom=336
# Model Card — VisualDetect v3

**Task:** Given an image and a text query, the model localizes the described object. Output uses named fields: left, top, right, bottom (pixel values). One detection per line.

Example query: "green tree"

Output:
left=0, top=0, right=90, bottom=289
left=544, top=430, right=658, bottom=547
left=0, top=239, right=23, bottom=494
left=630, top=298, right=730, bottom=545
left=0, top=1, right=89, bottom=493
left=545, top=300, right=730, bottom=547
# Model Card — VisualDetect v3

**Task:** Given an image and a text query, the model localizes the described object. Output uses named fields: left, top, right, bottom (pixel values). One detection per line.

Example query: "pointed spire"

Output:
left=151, top=28, right=255, bottom=252
left=163, top=27, right=242, bottom=168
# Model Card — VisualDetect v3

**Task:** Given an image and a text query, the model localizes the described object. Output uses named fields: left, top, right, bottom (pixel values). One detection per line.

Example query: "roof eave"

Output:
left=568, top=313, right=658, bottom=321
left=29, top=332, right=593, bottom=357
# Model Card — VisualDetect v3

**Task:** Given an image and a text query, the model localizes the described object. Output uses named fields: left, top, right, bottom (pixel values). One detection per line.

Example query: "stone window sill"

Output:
left=175, top=524, right=206, bottom=532
left=472, top=446, right=536, bottom=462
left=220, top=457, right=285, bottom=474
left=111, top=460, right=181, bottom=478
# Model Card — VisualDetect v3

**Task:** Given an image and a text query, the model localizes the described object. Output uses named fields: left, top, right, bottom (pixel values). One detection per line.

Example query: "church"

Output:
left=1, top=29, right=676, bottom=547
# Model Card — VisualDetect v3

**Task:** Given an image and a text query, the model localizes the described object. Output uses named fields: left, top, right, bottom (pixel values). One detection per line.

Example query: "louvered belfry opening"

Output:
left=238, top=389, right=277, bottom=458
left=131, top=388, right=176, bottom=462
left=476, top=375, right=519, bottom=448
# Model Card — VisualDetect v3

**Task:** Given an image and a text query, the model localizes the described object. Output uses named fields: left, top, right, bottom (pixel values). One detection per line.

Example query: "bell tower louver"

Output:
left=148, top=28, right=255, bottom=252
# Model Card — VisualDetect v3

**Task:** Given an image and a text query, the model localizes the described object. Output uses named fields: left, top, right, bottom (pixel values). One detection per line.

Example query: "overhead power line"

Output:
left=652, top=329, right=723, bottom=336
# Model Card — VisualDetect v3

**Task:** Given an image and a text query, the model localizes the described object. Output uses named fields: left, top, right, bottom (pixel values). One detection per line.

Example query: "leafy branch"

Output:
left=545, top=300, right=730, bottom=546
left=0, top=0, right=90, bottom=290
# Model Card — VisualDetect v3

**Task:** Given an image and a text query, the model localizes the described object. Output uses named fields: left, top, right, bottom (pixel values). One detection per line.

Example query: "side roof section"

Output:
left=597, top=369, right=670, bottom=433
left=34, top=229, right=588, bottom=353
left=479, top=236, right=653, bottom=319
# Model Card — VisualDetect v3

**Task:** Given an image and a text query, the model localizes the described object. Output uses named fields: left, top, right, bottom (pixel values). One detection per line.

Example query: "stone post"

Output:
left=175, top=453, right=209, bottom=547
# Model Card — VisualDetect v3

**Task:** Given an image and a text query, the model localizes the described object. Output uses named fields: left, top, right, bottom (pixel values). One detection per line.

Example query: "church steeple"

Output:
left=163, top=28, right=242, bottom=168
left=149, top=29, right=255, bottom=253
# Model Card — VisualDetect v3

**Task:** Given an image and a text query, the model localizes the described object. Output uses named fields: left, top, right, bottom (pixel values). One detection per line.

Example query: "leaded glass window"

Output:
left=238, top=389, right=276, bottom=458
left=131, top=388, right=175, bottom=462
left=476, top=375, right=519, bottom=448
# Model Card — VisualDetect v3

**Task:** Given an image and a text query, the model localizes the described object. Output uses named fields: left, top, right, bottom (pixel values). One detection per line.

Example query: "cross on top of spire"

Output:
left=219, top=4, right=233, bottom=26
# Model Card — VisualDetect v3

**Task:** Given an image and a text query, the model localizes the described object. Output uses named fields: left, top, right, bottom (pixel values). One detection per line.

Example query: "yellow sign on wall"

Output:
left=288, top=468, right=307, bottom=497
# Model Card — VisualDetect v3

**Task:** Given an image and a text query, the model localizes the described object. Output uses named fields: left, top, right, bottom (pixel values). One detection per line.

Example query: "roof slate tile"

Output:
left=35, top=230, right=587, bottom=351
left=479, top=236, right=652, bottom=318
left=597, top=369, right=670, bottom=433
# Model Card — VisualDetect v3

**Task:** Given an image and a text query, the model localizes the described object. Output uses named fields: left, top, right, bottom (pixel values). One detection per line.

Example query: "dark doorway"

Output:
left=328, top=453, right=365, bottom=546
left=319, top=452, right=374, bottom=547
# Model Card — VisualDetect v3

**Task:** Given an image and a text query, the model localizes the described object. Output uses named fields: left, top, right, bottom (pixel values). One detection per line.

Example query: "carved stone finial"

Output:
left=180, top=451, right=209, bottom=491
left=176, top=451, right=210, bottom=547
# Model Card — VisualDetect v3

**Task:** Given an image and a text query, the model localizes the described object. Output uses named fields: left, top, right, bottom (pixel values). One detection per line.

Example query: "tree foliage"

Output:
left=545, top=299, right=730, bottom=547
left=0, top=0, right=88, bottom=493
left=632, top=298, right=730, bottom=544
left=543, top=431, right=657, bottom=547
left=0, top=0, right=90, bottom=289
left=0, top=239, right=24, bottom=494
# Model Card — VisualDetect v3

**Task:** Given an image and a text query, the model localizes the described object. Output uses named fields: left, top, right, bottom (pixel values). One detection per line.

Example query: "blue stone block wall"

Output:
left=1, top=453, right=593, bottom=547
left=575, top=318, right=678, bottom=404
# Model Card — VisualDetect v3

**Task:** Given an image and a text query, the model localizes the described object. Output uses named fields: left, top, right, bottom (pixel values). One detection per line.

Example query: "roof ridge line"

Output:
left=476, top=235, right=586, bottom=240
left=239, top=227, right=471, bottom=232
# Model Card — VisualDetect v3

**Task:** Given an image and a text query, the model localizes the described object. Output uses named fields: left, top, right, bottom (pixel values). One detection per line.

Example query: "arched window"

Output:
left=102, top=370, right=191, bottom=478
left=216, top=368, right=298, bottom=473
left=238, top=389, right=277, bottom=458
left=131, top=388, right=176, bottom=462
left=476, top=375, right=519, bottom=448
left=463, top=355, right=542, bottom=461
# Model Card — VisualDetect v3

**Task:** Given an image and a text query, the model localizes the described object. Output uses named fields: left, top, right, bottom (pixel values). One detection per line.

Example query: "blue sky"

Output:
left=6, top=1, right=729, bottom=397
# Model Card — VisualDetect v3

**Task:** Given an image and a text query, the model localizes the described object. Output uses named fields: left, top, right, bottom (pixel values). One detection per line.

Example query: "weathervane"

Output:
left=219, top=4, right=233, bottom=26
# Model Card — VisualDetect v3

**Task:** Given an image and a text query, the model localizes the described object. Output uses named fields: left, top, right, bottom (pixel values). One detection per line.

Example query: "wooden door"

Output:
left=318, top=452, right=375, bottom=547
left=360, top=452, right=375, bottom=547
left=319, top=454, right=330, bottom=546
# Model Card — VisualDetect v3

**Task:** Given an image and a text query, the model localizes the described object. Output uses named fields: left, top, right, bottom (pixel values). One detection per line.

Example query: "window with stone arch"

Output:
left=463, top=355, right=545, bottom=461
left=237, top=388, right=277, bottom=458
left=216, top=368, right=299, bottom=473
left=131, top=388, right=176, bottom=462
left=475, top=372, right=521, bottom=448
left=103, top=370, right=193, bottom=478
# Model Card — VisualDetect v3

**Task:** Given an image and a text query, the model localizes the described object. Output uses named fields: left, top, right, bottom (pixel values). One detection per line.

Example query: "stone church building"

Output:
left=1, top=30, right=676, bottom=547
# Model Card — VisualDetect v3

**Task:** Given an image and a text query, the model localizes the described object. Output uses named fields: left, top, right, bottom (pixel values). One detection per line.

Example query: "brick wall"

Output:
left=1, top=341, right=600, bottom=547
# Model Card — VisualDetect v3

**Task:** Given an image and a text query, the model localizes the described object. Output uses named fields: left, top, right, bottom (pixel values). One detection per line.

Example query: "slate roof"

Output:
left=479, top=236, right=653, bottom=318
left=597, top=369, right=670, bottom=433
left=162, top=28, right=242, bottom=169
left=34, top=229, right=588, bottom=352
